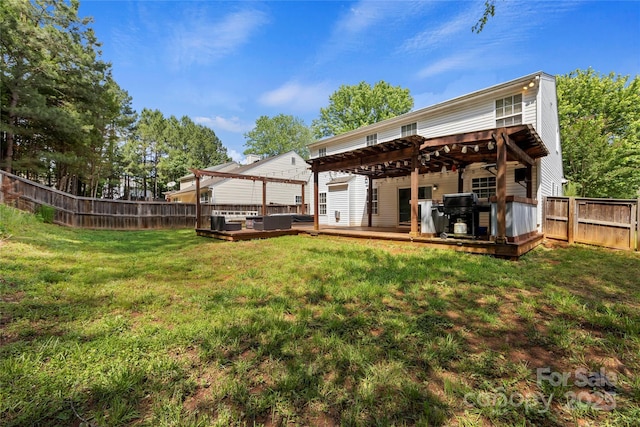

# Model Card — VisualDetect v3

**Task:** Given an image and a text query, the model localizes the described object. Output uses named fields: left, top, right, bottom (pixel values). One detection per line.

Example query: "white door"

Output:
left=328, top=184, right=350, bottom=226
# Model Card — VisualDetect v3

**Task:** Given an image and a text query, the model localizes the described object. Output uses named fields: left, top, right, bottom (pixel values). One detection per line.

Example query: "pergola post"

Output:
left=496, top=132, right=507, bottom=243
left=262, top=180, right=267, bottom=216
left=313, top=168, right=319, bottom=231
left=367, top=177, right=373, bottom=227
left=410, top=148, right=420, bottom=236
left=301, top=184, right=306, bottom=214
left=195, top=173, right=201, bottom=229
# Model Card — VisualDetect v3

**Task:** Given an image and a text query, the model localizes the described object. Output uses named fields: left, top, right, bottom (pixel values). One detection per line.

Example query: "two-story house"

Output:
left=307, top=72, right=564, bottom=249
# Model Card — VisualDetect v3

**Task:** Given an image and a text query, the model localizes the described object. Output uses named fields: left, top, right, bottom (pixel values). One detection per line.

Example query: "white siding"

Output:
left=211, top=152, right=310, bottom=205
left=535, top=75, right=565, bottom=226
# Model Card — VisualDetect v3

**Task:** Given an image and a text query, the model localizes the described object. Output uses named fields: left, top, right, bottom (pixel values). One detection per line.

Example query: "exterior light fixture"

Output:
left=433, top=185, right=438, bottom=191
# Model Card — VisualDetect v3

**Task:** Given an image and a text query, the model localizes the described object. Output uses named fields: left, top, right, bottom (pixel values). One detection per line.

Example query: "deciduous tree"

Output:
left=244, top=114, right=313, bottom=158
left=557, top=69, right=640, bottom=198
left=312, top=81, right=413, bottom=139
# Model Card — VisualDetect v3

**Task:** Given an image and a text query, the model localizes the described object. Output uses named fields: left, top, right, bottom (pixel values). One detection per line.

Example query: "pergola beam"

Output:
left=312, top=146, right=418, bottom=173
left=190, top=169, right=307, bottom=185
left=190, top=168, right=308, bottom=230
left=496, top=132, right=535, bottom=166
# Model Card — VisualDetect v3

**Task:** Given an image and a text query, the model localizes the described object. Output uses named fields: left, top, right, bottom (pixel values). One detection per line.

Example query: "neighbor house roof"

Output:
left=168, top=151, right=307, bottom=197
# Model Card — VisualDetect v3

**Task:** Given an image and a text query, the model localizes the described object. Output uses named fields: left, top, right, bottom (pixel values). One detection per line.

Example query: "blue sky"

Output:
left=79, top=0, right=640, bottom=163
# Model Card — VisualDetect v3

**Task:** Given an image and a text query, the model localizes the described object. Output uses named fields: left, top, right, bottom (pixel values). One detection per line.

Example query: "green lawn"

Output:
left=1, top=204, right=639, bottom=426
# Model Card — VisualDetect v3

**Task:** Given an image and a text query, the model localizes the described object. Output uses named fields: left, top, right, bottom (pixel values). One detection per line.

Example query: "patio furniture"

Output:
left=252, top=215, right=292, bottom=231
left=210, top=215, right=242, bottom=231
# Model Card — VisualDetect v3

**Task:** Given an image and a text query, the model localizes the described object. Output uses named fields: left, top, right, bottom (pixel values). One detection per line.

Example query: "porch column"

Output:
left=367, top=176, right=373, bottom=227
left=195, top=172, right=201, bottom=229
left=410, top=149, right=420, bottom=236
left=313, top=168, right=319, bottom=231
left=496, top=132, right=507, bottom=243
left=262, top=180, right=267, bottom=216
left=457, top=167, right=464, bottom=193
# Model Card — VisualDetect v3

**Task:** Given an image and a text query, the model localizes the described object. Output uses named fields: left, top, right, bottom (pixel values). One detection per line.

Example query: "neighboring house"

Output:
left=166, top=151, right=310, bottom=208
left=308, top=71, right=564, bottom=231
left=167, top=161, right=240, bottom=203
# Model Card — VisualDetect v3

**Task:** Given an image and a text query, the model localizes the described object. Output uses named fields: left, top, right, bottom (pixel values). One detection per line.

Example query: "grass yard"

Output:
left=1, top=204, right=639, bottom=426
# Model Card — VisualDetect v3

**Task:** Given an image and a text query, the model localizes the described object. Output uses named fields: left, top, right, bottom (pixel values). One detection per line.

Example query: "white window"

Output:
left=295, top=195, right=302, bottom=205
left=200, top=191, right=210, bottom=203
left=318, top=147, right=326, bottom=157
left=366, top=133, right=378, bottom=146
left=472, top=177, right=496, bottom=199
left=401, top=123, right=417, bottom=137
left=319, top=192, right=327, bottom=215
left=367, top=187, right=378, bottom=214
left=495, top=94, right=523, bottom=127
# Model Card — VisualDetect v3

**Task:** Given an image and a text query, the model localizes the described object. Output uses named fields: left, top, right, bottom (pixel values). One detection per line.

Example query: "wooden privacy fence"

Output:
left=0, top=170, right=302, bottom=230
left=544, top=196, right=639, bottom=251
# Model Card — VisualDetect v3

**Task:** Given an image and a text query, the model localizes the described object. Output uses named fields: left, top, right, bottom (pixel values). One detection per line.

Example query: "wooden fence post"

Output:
left=567, top=197, right=575, bottom=244
left=636, top=198, right=640, bottom=251
left=0, top=172, right=4, bottom=204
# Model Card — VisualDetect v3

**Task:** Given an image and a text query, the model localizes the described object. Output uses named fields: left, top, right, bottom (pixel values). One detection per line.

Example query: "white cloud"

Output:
left=195, top=116, right=253, bottom=133
left=168, top=8, right=268, bottom=68
left=400, top=7, right=479, bottom=53
left=227, top=149, right=245, bottom=164
left=259, top=81, right=332, bottom=112
left=315, top=0, right=432, bottom=64
left=416, top=51, right=481, bottom=79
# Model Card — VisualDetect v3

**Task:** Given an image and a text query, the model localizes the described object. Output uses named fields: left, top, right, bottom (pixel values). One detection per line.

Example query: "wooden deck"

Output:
left=196, top=223, right=543, bottom=258
left=195, top=226, right=303, bottom=241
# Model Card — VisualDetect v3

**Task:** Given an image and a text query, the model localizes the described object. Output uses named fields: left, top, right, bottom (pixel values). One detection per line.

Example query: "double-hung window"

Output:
left=495, top=94, right=523, bottom=127
left=401, top=123, right=417, bottom=137
left=367, top=187, right=378, bottom=215
left=318, top=192, right=327, bottom=215
left=472, top=177, right=496, bottom=199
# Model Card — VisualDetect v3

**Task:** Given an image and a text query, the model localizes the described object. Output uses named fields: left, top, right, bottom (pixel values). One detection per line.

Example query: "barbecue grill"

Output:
left=440, top=193, right=480, bottom=238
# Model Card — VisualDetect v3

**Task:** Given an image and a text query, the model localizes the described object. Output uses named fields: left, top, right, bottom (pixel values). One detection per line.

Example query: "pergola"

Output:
left=307, top=124, right=548, bottom=243
left=190, top=168, right=307, bottom=229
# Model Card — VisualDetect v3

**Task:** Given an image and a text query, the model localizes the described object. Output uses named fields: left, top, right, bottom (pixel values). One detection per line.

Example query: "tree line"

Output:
left=1, top=1, right=638, bottom=200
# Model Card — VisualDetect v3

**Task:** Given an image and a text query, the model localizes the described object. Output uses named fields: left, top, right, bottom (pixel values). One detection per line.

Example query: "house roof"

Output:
left=326, top=176, right=355, bottom=186
left=178, top=161, right=239, bottom=182
left=309, top=71, right=551, bottom=149
left=168, top=151, right=308, bottom=197
left=307, top=124, right=548, bottom=178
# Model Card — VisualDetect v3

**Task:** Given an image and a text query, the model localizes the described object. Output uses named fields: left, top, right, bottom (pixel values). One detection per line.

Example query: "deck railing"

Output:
left=0, top=170, right=302, bottom=230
